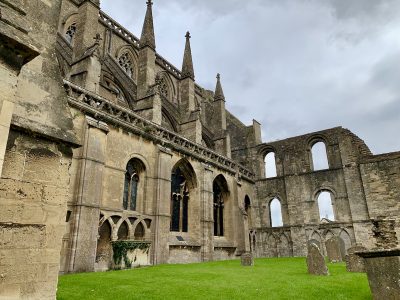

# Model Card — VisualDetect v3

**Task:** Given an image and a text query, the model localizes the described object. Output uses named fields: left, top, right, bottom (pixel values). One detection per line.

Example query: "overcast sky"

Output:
left=102, top=0, right=400, bottom=154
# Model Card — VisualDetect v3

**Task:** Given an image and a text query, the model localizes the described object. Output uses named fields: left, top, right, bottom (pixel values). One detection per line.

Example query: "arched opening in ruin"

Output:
left=311, top=141, right=329, bottom=171
left=123, top=158, right=146, bottom=212
left=264, top=152, right=277, bottom=178
left=269, top=198, right=283, bottom=227
left=317, top=191, right=335, bottom=221
left=213, top=174, right=229, bottom=236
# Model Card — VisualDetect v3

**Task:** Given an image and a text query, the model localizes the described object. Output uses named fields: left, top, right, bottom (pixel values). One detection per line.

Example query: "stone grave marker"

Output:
left=241, top=252, right=254, bottom=266
left=345, top=244, right=366, bottom=272
left=307, top=243, right=329, bottom=276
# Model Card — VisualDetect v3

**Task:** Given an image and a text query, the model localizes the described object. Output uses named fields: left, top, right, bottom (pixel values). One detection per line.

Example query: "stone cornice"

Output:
left=64, top=80, right=255, bottom=182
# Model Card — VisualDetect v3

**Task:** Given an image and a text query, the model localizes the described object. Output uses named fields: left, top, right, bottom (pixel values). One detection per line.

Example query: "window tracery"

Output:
left=123, top=159, right=143, bottom=211
left=156, top=75, right=169, bottom=100
left=170, top=168, right=189, bottom=232
left=65, top=23, right=77, bottom=44
left=118, top=52, right=134, bottom=78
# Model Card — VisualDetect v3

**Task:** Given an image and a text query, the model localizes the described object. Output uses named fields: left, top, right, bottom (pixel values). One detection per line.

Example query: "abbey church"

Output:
left=0, top=0, right=399, bottom=299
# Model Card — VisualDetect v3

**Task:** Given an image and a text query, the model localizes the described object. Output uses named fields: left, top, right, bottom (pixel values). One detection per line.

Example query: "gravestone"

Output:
left=345, top=245, right=366, bottom=272
left=307, top=243, right=329, bottom=276
left=326, top=237, right=343, bottom=262
left=241, top=252, right=254, bottom=266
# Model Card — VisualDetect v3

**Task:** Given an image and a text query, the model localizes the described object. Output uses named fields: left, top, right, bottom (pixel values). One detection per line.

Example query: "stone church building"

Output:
left=1, top=0, right=399, bottom=299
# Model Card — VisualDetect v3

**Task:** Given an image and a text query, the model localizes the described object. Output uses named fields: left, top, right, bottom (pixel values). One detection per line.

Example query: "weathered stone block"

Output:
left=345, top=245, right=366, bottom=272
left=357, top=249, right=400, bottom=300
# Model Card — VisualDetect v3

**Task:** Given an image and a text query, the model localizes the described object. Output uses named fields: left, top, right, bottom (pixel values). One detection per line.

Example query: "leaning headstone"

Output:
left=345, top=244, right=366, bottom=272
left=307, top=243, right=329, bottom=276
left=326, top=237, right=342, bottom=262
left=241, top=252, right=254, bottom=266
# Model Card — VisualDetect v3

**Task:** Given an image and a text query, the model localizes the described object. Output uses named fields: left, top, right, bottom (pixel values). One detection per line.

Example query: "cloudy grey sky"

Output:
left=102, top=0, right=400, bottom=154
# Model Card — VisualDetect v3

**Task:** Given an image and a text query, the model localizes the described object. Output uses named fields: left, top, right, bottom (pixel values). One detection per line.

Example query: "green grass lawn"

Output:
left=57, top=257, right=371, bottom=300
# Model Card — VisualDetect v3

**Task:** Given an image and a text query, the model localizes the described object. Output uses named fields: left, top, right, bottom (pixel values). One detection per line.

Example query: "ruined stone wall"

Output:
left=360, top=152, right=400, bottom=242
left=254, top=127, right=370, bottom=257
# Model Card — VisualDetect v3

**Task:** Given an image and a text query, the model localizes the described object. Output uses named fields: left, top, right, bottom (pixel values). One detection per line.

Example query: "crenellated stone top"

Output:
left=64, top=80, right=255, bottom=182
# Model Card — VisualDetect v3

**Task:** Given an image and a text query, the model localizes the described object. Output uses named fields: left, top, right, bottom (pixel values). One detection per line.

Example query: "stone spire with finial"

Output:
left=181, top=31, right=195, bottom=80
left=214, top=73, right=225, bottom=101
left=140, top=0, right=156, bottom=50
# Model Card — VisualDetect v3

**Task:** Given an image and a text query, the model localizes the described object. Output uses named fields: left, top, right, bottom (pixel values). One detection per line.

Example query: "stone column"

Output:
left=152, top=146, right=173, bottom=264
left=69, top=116, right=109, bottom=272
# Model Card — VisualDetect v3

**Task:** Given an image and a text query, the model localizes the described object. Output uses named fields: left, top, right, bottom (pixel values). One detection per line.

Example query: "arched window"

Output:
left=270, top=198, right=283, bottom=227
left=244, top=196, right=251, bottom=213
left=118, top=52, right=134, bottom=79
left=170, top=168, right=189, bottom=232
left=264, top=152, right=277, bottom=178
left=213, top=175, right=229, bottom=236
left=170, top=160, right=196, bottom=232
left=65, top=22, right=77, bottom=44
left=311, top=141, right=329, bottom=171
left=317, top=191, right=335, bottom=221
left=123, top=158, right=145, bottom=211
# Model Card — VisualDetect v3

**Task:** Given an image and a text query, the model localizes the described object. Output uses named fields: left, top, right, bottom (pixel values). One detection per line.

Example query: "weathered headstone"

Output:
left=307, top=243, right=329, bottom=275
left=241, top=252, right=254, bottom=266
left=326, top=237, right=343, bottom=262
left=345, top=244, right=366, bottom=272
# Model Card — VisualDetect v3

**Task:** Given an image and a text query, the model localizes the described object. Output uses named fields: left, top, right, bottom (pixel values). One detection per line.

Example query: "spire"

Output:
left=181, top=31, right=195, bottom=80
left=214, top=73, right=225, bottom=101
left=140, top=0, right=156, bottom=50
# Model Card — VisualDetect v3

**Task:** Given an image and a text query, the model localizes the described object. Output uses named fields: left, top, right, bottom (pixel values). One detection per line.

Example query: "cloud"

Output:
left=101, top=0, right=400, bottom=154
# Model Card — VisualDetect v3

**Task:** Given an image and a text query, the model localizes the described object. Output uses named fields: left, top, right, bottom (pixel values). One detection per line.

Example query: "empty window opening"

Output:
left=311, top=142, right=329, bottom=171
left=170, top=160, right=196, bottom=233
left=264, top=152, right=277, bottom=178
left=213, top=175, right=229, bottom=236
left=317, top=191, right=335, bottom=221
left=270, top=198, right=283, bottom=227
left=123, top=158, right=145, bottom=211
left=65, top=23, right=77, bottom=44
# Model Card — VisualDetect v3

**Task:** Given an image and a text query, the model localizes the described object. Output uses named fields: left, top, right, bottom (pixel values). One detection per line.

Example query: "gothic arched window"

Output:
left=213, top=175, right=229, bottom=236
left=270, top=198, right=283, bottom=227
left=264, top=152, right=277, bottom=178
left=65, top=23, right=77, bottom=44
left=170, top=159, right=196, bottom=233
left=317, top=191, right=335, bottom=221
left=311, top=141, right=329, bottom=171
left=118, top=52, right=134, bottom=79
left=170, top=168, right=189, bottom=232
left=123, top=158, right=145, bottom=211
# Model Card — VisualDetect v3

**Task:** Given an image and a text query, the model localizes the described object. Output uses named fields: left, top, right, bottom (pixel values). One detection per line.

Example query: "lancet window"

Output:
left=170, top=168, right=189, bottom=232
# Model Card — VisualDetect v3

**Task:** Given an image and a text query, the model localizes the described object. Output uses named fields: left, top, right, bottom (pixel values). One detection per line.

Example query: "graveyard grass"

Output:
left=57, top=257, right=371, bottom=300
